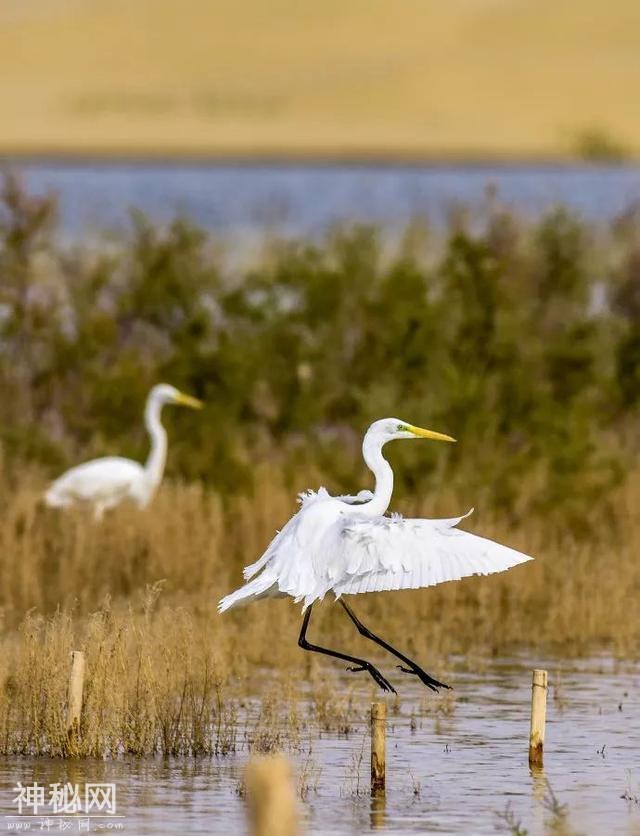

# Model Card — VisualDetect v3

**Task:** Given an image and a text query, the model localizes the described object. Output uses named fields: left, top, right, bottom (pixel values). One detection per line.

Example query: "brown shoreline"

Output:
left=0, top=145, right=634, bottom=169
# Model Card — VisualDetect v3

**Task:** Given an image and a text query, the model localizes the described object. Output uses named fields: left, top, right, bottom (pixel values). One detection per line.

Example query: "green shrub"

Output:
left=0, top=173, right=636, bottom=529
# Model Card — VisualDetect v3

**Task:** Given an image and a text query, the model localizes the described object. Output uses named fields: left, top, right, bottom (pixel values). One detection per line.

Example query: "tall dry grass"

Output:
left=0, top=465, right=639, bottom=755
left=4, top=467, right=639, bottom=652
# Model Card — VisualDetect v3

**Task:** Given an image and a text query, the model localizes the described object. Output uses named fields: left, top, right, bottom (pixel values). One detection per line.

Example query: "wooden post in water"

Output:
left=245, top=754, right=299, bottom=836
left=528, top=668, right=548, bottom=768
left=371, top=702, right=387, bottom=795
left=66, top=651, right=85, bottom=738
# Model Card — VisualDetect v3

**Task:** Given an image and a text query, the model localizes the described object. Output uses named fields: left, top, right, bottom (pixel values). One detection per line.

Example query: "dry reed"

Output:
left=0, top=465, right=639, bottom=756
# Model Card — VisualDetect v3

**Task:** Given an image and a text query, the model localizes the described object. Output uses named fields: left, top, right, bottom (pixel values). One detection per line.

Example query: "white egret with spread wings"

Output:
left=219, top=418, right=532, bottom=693
left=45, top=383, right=202, bottom=519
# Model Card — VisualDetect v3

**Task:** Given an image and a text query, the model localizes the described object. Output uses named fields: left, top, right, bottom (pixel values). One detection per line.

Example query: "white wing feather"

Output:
left=240, top=486, right=364, bottom=581
left=220, top=497, right=532, bottom=614
left=222, top=491, right=344, bottom=610
left=330, top=511, right=532, bottom=597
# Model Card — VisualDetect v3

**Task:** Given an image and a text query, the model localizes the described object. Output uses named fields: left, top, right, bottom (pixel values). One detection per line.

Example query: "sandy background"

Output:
left=0, top=0, right=638, bottom=159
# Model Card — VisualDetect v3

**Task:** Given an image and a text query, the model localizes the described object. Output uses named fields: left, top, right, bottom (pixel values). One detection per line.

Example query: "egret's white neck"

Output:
left=143, top=396, right=167, bottom=500
left=360, top=432, right=393, bottom=517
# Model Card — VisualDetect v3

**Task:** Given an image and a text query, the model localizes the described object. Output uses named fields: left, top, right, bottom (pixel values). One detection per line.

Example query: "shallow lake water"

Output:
left=10, top=161, right=640, bottom=250
left=1, top=654, right=639, bottom=834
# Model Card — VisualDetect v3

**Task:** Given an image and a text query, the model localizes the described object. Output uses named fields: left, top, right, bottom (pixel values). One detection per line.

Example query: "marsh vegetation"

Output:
left=2, top=174, right=640, bottom=758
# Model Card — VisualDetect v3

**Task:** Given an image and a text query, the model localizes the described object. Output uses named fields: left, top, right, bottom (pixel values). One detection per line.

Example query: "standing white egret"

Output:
left=45, top=383, right=202, bottom=519
left=219, top=418, right=533, bottom=694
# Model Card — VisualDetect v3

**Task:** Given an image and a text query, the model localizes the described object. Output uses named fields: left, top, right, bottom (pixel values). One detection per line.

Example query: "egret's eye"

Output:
left=397, top=423, right=407, bottom=432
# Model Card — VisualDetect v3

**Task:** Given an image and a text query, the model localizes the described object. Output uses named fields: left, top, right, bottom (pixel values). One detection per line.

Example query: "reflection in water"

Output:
left=530, top=765, right=547, bottom=835
left=370, top=791, right=386, bottom=829
left=530, top=765, right=546, bottom=801
left=0, top=655, right=639, bottom=834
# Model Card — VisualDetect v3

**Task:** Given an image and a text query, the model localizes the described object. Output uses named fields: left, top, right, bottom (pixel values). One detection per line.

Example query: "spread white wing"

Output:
left=329, top=510, right=532, bottom=597
left=220, top=500, right=532, bottom=614
left=239, top=487, right=370, bottom=582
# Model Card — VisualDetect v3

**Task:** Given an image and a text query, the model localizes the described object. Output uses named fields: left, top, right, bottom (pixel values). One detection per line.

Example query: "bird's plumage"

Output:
left=330, top=510, right=530, bottom=596
left=218, top=490, right=531, bottom=613
left=45, top=457, right=145, bottom=510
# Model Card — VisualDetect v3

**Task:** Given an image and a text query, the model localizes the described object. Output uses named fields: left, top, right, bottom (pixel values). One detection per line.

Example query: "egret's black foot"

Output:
left=347, top=663, right=397, bottom=694
left=397, top=665, right=451, bottom=692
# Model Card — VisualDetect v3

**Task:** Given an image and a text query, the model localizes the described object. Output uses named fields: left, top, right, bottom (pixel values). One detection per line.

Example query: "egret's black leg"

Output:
left=298, top=605, right=396, bottom=694
left=338, top=599, right=450, bottom=693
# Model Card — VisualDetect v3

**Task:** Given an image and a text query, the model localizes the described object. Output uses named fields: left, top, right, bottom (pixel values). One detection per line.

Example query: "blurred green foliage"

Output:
left=2, top=173, right=640, bottom=530
left=572, top=126, right=629, bottom=163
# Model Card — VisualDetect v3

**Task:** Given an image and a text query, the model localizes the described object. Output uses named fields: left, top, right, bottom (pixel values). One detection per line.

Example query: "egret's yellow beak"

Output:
left=405, top=424, right=456, bottom=443
left=175, top=392, right=203, bottom=410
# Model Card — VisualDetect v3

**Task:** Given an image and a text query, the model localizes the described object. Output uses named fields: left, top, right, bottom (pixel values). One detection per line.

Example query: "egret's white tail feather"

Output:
left=218, top=574, right=279, bottom=613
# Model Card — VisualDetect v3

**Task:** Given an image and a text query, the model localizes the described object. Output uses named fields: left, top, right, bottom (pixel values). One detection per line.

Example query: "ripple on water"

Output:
left=0, top=655, right=639, bottom=834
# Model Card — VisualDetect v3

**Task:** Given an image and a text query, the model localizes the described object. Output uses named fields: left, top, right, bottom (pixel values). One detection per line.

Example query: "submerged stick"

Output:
left=529, top=668, right=548, bottom=768
left=371, top=701, right=387, bottom=795
left=245, top=754, right=299, bottom=836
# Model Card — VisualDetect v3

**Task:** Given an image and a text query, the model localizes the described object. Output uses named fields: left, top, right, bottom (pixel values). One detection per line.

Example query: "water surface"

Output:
left=1, top=655, right=638, bottom=834
left=11, top=162, right=640, bottom=249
